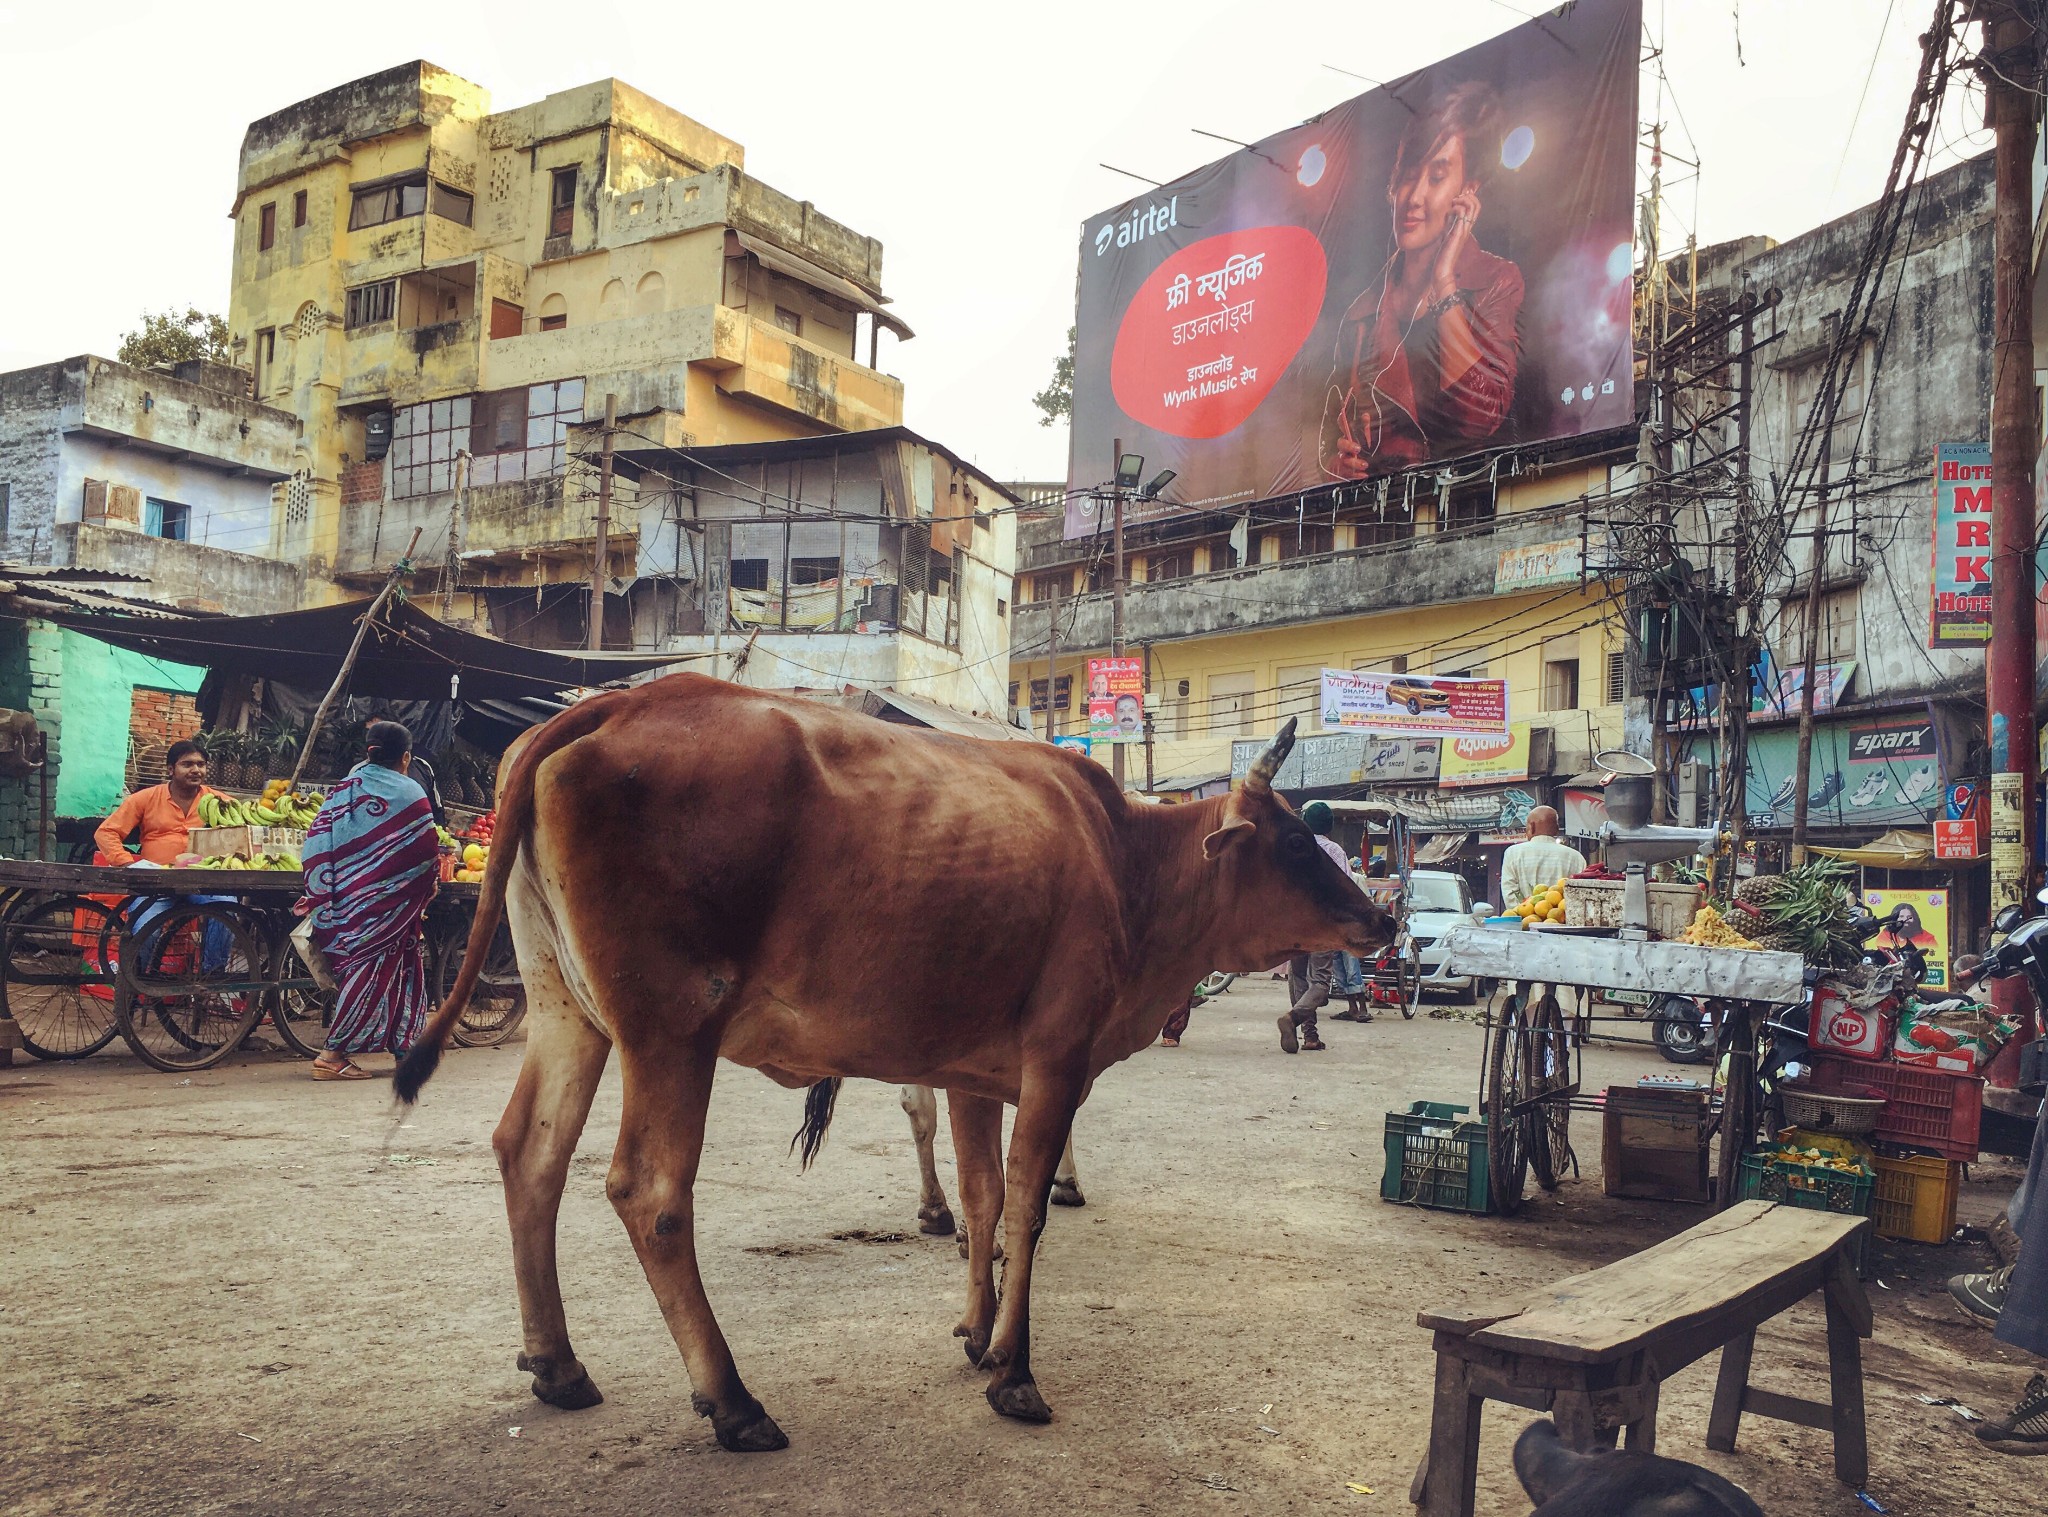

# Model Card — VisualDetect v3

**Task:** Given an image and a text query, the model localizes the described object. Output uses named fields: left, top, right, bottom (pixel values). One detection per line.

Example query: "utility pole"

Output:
left=1726, top=293, right=1759, bottom=855
left=1110, top=437, right=1128, bottom=789
left=589, top=392, right=617, bottom=652
left=1982, top=0, right=2040, bottom=1083
left=1789, top=430, right=1834, bottom=865
left=1046, top=582, right=1061, bottom=741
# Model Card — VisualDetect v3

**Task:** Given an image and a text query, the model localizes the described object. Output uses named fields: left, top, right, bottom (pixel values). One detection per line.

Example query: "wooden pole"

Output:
left=1046, top=583, right=1061, bottom=741
left=590, top=392, right=617, bottom=652
left=288, top=526, right=423, bottom=789
left=1789, top=432, right=1832, bottom=864
left=1111, top=437, right=1127, bottom=789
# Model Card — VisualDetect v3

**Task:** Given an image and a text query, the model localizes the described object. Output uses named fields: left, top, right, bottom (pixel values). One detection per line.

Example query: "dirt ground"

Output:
left=3, top=977, right=2036, bottom=1517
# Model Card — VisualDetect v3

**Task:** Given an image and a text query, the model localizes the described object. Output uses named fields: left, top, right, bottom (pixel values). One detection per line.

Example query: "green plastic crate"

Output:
left=1736, top=1149, right=1874, bottom=1273
left=1382, top=1102, right=1491, bottom=1213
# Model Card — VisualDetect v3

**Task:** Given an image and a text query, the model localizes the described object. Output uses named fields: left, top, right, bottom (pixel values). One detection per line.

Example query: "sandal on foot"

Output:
left=1301, top=1033, right=1327, bottom=1052
left=312, top=1059, right=372, bottom=1081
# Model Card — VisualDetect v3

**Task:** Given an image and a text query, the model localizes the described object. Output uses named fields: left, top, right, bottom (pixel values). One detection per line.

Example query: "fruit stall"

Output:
left=0, top=594, right=683, bottom=1070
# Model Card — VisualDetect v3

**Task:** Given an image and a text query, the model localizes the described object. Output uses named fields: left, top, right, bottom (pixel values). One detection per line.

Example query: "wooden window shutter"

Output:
left=107, top=484, right=143, bottom=526
left=899, top=523, right=931, bottom=592
left=82, top=478, right=108, bottom=524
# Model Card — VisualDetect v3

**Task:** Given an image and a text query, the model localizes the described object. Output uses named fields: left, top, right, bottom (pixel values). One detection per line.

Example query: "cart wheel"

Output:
left=1485, top=993, right=1530, bottom=1213
left=268, top=935, right=335, bottom=1060
left=437, top=919, right=527, bottom=1048
left=1525, top=991, right=1575, bottom=1192
left=1397, top=948, right=1421, bottom=1019
left=116, top=903, right=269, bottom=1072
left=3, top=894, right=120, bottom=1060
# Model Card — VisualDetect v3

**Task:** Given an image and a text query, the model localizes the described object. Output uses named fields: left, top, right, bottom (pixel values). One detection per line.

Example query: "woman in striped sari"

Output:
left=298, top=720, right=442, bottom=1080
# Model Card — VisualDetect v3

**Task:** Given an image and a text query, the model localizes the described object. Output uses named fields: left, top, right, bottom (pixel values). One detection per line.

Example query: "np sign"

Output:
left=1930, top=441, right=1992, bottom=647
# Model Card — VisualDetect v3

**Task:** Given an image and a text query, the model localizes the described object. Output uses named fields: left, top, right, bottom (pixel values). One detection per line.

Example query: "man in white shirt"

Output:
left=1501, top=806, right=1586, bottom=909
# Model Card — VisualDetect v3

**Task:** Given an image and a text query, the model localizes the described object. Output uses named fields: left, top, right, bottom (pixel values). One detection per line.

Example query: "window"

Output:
left=1277, top=662, right=1323, bottom=724
left=1274, top=523, right=1334, bottom=559
left=1788, top=342, right=1869, bottom=473
left=539, top=312, right=567, bottom=332
left=258, top=202, right=276, bottom=251
left=470, top=387, right=529, bottom=455
left=1781, top=586, right=1860, bottom=665
left=790, top=557, right=841, bottom=586
left=345, top=280, right=396, bottom=329
left=1023, top=571, right=1064, bottom=604
left=1028, top=676, right=1073, bottom=713
left=1208, top=671, right=1256, bottom=735
left=252, top=328, right=276, bottom=395
left=292, top=189, right=307, bottom=228
left=1541, top=658, right=1580, bottom=712
left=388, top=396, right=472, bottom=498
left=143, top=497, right=191, bottom=541
left=773, top=305, right=802, bottom=336
left=1147, top=548, right=1193, bottom=582
left=1443, top=482, right=1495, bottom=530
left=489, top=299, right=524, bottom=341
left=996, top=598, right=1007, bottom=618
left=549, top=168, right=578, bottom=237
left=1156, top=690, right=1188, bottom=741
left=729, top=560, right=770, bottom=591
left=430, top=182, right=474, bottom=226
left=1086, top=558, right=1113, bottom=592
left=1438, top=659, right=1487, bottom=680
left=1605, top=649, right=1627, bottom=704
left=348, top=175, right=428, bottom=231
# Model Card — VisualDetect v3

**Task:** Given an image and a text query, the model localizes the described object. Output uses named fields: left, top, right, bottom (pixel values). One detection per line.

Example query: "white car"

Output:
left=1403, top=869, right=1493, bottom=1001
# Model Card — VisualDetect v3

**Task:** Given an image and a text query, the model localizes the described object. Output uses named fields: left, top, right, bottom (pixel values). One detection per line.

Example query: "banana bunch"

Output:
left=196, top=851, right=303, bottom=871
left=1680, top=903, right=1759, bottom=949
left=199, top=785, right=326, bottom=830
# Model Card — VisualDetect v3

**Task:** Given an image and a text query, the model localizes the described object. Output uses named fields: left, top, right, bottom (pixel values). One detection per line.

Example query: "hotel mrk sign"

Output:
left=1930, top=441, right=1992, bottom=647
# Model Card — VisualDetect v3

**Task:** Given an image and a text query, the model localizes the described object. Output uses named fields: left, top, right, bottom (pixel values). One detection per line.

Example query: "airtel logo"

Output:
left=1452, top=735, right=1513, bottom=762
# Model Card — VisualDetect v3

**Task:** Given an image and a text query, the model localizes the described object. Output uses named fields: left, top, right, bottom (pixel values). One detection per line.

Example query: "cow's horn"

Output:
left=1245, top=717, right=1298, bottom=793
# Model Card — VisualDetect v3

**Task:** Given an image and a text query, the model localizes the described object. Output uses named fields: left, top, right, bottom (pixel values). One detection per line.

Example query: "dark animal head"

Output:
left=1513, top=1421, right=1764, bottom=1517
left=1200, top=718, right=1396, bottom=969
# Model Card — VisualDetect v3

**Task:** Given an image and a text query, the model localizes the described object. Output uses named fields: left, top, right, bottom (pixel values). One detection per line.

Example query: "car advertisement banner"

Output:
left=1439, top=723, right=1534, bottom=789
left=1085, top=657, right=1145, bottom=744
left=1063, top=0, right=1640, bottom=537
left=1930, top=441, right=1992, bottom=647
left=1320, top=668, right=1509, bottom=735
left=1865, top=889, right=1951, bottom=990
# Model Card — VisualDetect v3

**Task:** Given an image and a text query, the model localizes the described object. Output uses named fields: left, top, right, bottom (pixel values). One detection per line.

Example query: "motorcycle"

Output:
left=1962, top=893, right=2048, bottom=1098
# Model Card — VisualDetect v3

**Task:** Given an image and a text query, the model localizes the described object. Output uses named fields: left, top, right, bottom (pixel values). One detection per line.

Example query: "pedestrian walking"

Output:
left=296, top=720, right=442, bottom=1080
left=1279, top=802, right=1352, bottom=1052
left=1948, top=1089, right=2048, bottom=1452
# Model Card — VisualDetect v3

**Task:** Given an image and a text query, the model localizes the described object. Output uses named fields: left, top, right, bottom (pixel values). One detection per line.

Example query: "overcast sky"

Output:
left=0, top=0, right=1993, bottom=484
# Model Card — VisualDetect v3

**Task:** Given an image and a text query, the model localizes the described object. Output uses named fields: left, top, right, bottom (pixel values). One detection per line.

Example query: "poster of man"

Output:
left=1065, top=0, right=1639, bottom=537
left=1087, top=657, right=1146, bottom=744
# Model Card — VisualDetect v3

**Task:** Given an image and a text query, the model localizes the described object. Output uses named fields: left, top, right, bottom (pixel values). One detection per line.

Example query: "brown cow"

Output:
left=397, top=676, right=1390, bottom=1451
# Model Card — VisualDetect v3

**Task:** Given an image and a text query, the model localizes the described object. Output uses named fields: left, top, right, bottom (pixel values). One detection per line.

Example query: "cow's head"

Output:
left=1200, top=718, right=1396, bottom=968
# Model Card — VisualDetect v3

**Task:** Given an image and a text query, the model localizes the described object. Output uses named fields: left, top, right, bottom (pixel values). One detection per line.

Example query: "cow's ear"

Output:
left=1202, top=817, right=1255, bottom=860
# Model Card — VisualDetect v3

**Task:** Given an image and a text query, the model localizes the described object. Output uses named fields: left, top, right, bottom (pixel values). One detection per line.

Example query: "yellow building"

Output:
left=1008, top=459, right=1631, bottom=816
left=227, top=61, right=911, bottom=614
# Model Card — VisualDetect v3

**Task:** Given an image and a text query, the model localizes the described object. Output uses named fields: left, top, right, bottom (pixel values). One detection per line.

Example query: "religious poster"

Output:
left=1065, top=0, right=1640, bottom=536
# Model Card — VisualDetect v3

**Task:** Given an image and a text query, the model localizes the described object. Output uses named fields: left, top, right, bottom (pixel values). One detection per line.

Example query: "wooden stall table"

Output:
left=1410, top=1200, right=1870, bottom=1517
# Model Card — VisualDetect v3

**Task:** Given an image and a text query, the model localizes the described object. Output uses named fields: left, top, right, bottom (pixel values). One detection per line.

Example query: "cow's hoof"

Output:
left=695, top=1393, right=789, bottom=1453
left=1050, top=1179, right=1086, bottom=1208
left=954, top=1227, right=1004, bottom=1260
left=954, top=1323, right=991, bottom=1365
left=518, top=1354, right=603, bottom=1410
left=919, top=1204, right=957, bottom=1237
left=987, top=1377, right=1053, bottom=1423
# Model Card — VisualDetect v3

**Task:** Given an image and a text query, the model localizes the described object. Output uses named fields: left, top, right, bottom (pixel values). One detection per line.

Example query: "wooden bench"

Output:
left=1411, top=1201, right=1870, bottom=1517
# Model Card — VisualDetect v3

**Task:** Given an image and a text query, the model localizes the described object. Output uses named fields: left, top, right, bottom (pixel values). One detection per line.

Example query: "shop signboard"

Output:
left=1439, top=723, right=1533, bottom=789
left=1495, top=535, right=1604, bottom=594
left=1732, top=719, right=1944, bottom=831
left=1063, top=0, right=1641, bottom=535
left=1228, top=731, right=1442, bottom=790
left=1930, top=441, right=1993, bottom=647
left=1320, top=668, right=1509, bottom=736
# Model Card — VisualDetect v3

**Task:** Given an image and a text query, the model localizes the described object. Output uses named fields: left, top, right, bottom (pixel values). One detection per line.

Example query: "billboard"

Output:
left=1065, top=0, right=1640, bottom=537
left=1320, top=668, right=1509, bottom=735
left=1085, top=656, right=1145, bottom=743
left=1440, top=723, right=1534, bottom=789
left=1931, top=441, right=1992, bottom=646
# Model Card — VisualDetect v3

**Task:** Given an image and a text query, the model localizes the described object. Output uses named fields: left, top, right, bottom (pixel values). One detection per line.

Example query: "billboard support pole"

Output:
left=1788, top=430, right=1832, bottom=865
left=1111, top=437, right=1128, bottom=790
left=1046, top=582, right=1061, bottom=741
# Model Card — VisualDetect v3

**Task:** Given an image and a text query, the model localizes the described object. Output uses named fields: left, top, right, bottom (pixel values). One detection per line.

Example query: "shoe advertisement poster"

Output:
left=1863, top=889, right=1950, bottom=990
left=1732, top=718, right=1945, bottom=830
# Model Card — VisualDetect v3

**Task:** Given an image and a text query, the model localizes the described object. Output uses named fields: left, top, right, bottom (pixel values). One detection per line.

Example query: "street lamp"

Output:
left=1141, top=469, right=1177, bottom=500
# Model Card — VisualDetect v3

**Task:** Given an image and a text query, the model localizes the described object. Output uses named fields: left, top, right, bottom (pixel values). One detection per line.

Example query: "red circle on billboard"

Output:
left=1110, top=226, right=1327, bottom=440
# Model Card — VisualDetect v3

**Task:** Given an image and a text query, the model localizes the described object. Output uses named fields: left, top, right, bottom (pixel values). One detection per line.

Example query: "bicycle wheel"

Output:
left=1485, top=994, right=1530, bottom=1214
left=3, top=895, right=120, bottom=1060
left=437, top=918, right=527, bottom=1048
left=269, top=934, right=335, bottom=1060
left=1397, top=946, right=1421, bottom=1019
left=1525, top=991, right=1575, bottom=1192
left=116, top=903, right=269, bottom=1072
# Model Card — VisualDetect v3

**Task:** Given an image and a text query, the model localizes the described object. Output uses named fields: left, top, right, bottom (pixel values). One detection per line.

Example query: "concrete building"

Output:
left=0, top=355, right=307, bottom=614
left=228, top=61, right=912, bottom=608
left=612, top=428, right=1019, bottom=724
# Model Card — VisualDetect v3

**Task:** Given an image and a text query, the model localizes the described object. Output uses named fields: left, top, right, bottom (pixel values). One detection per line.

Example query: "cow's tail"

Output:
left=394, top=695, right=622, bottom=1105
left=790, top=1078, right=842, bottom=1170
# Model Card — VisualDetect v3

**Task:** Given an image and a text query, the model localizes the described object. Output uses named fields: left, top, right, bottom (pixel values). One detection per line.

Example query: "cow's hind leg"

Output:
left=948, top=1091, right=1004, bottom=1365
left=900, top=1085, right=955, bottom=1237
left=492, top=975, right=612, bottom=1411
left=1050, top=1131, right=1084, bottom=1208
left=609, top=1038, right=786, bottom=1453
left=982, top=1068, right=1085, bottom=1423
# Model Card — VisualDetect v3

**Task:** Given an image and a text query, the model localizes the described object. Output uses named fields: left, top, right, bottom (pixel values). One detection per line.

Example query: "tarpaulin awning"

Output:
left=33, top=597, right=696, bottom=701
left=838, top=688, right=1037, bottom=743
left=1416, top=832, right=1473, bottom=865
left=1809, top=830, right=1948, bottom=868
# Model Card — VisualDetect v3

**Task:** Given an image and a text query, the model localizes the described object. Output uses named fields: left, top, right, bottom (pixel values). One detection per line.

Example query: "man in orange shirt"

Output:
left=95, top=740, right=222, bottom=865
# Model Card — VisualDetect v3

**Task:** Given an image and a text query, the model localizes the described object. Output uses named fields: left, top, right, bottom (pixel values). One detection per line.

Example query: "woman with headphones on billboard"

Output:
left=1322, top=81, right=1525, bottom=478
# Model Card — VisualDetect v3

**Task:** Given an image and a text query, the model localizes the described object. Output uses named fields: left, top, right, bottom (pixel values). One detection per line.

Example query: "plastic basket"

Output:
left=1780, top=1085, right=1885, bottom=1135
left=1810, top=1053, right=1983, bottom=1160
left=1736, top=1149, right=1874, bottom=1217
left=1872, top=1151, right=1961, bottom=1244
left=1382, top=1102, right=1491, bottom=1214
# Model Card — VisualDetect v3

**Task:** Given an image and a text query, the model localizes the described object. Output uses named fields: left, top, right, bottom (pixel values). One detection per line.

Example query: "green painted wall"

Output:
left=54, top=630, right=205, bottom=820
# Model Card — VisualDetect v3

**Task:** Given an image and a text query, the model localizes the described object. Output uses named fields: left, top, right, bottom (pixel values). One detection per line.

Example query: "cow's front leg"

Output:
left=982, top=1067, right=1084, bottom=1423
left=609, top=1040, right=786, bottom=1453
left=900, top=1085, right=956, bottom=1237
left=947, top=1091, right=1004, bottom=1364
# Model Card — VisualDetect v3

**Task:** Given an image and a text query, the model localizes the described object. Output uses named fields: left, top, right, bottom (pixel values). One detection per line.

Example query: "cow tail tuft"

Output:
left=790, top=1078, right=843, bottom=1170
